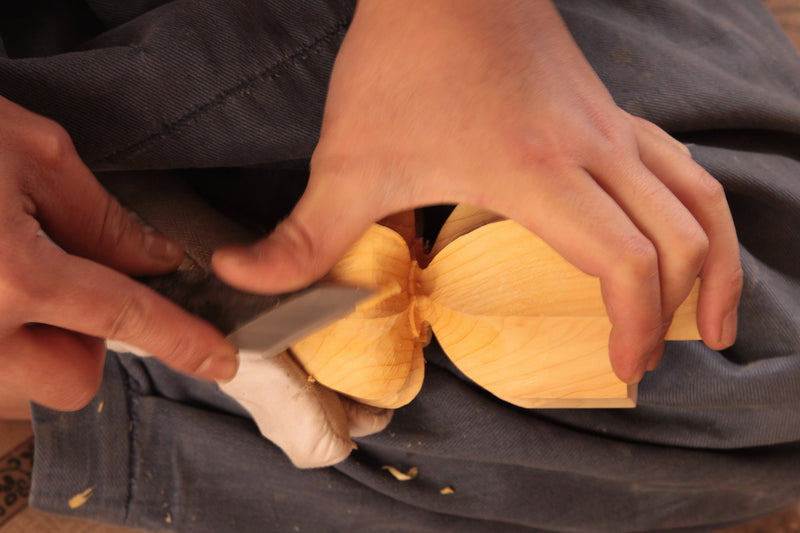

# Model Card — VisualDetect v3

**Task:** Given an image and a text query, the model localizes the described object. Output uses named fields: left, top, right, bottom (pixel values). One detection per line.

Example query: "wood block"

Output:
left=290, top=205, right=700, bottom=409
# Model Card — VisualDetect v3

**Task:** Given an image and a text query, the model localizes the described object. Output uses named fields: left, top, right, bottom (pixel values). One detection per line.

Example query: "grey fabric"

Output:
left=0, top=0, right=356, bottom=169
left=3, top=0, right=800, bottom=531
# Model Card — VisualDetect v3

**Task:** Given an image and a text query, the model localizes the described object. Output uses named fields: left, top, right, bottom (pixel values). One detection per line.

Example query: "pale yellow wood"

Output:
left=290, top=224, right=425, bottom=406
left=423, top=218, right=700, bottom=330
left=360, top=342, right=425, bottom=408
left=417, top=215, right=699, bottom=408
left=429, top=204, right=503, bottom=257
left=427, top=306, right=631, bottom=407
left=290, top=206, right=700, bottom=409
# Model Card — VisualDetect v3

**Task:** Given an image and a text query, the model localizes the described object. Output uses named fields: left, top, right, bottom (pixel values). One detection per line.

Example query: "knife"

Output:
left=225, top=283, right=373, bottom=356
left=101, top=171, right=373, bottom=356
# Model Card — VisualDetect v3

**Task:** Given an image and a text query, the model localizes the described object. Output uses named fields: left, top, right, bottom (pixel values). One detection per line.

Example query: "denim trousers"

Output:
left=3, top=1, right=800, bottom=531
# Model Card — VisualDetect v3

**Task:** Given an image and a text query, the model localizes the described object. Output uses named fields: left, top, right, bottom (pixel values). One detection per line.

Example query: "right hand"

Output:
left=0, top=95, right=238, bottom=412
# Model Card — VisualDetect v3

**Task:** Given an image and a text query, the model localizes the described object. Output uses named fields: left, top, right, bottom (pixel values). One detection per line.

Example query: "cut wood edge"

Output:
left=498, top=384, right=637, bottom=409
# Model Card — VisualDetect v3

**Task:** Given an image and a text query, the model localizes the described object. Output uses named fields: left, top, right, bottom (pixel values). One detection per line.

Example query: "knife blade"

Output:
left=226, top=284, right=373, bottom=357
left=101, top=172, right=372, bottom=357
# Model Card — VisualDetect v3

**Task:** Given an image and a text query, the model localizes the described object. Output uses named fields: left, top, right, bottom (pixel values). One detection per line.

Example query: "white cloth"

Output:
left=107, top=340, right=392, bottom=468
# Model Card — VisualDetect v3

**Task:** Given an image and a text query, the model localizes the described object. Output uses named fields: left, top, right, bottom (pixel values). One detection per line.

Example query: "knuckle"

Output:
left=275, top=216, right=324, bottom=279
left=635, top=117, right=664, bottom=138
left=103, top=292, right=205, bottom=373
left=724, top=263, right=745, bottom=294
left=675, top=140, right=692, bottom=157
left=105, top=292, right=149, bottom=342
left=158, top=333, right=206, bottom=373
left=23, top=118, right=76, bottom=167
left=510, top=128, right=574, bottom=173
left=694, top=169, right=727, bottom=205
left=627, top=111, right=684, bottom=150
left=96, top=196, right=135, bottom=252
left=583, top=108, right=635, bottom=152
left=676, top=222, right=710, bottom=271
left=636, top=116, right=692, bottom=156
left=615, top=235, right=659, bottom=281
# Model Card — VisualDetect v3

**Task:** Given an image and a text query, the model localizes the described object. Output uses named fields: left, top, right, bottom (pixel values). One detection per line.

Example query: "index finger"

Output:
left=27, top=241, right=238, bottom=381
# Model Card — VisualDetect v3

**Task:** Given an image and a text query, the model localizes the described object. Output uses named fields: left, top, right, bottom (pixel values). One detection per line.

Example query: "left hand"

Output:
left=213, top=0, right=742, bottom=384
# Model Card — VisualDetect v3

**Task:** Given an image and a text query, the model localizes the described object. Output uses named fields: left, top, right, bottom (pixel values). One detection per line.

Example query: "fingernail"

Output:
left=144, top=231, right=183, bottom=264
left=626, top=349, right=656, bottom=384
left=627, top=364, right=646, bottom=385
left=195, top=353, right=240, bottom=382
left=720, top=308, right=738, bottom=347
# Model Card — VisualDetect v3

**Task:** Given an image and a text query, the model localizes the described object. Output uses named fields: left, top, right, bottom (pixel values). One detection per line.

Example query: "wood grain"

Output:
left=290, top=205, right=700, bottom=409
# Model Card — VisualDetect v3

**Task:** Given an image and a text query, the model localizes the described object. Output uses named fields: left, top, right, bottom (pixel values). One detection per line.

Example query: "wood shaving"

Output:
left=68, top=487, right=95, bottom=509
left=381, top=465, right=418, bottom=481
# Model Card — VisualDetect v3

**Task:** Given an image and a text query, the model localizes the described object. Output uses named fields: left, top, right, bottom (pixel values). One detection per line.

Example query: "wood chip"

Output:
left=68, top=487, right=95, bottom=509
left=382, top=465, right=418, bottom=481
left=440, top=486, right=455, bottom=495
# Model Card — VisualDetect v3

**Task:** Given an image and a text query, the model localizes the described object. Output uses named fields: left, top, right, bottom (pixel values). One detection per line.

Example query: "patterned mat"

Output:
left=0, top=438, right=33, bottom=528
left=0, top=421, right=147, bottom=533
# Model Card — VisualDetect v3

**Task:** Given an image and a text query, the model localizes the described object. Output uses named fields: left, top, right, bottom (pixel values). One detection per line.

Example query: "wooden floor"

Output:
left=764, top=0, right=800, bottom=51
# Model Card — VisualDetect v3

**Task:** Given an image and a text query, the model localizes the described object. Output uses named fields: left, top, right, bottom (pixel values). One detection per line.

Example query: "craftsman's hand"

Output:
left=214, top=0, right=742, bottom=383
left=0, top=95, right=237, bottom=411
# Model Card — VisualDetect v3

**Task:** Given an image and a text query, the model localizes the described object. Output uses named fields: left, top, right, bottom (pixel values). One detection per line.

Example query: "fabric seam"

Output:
left=120, top=363, right=138, bottom=525
left=93, top=20, right=349, bottom=166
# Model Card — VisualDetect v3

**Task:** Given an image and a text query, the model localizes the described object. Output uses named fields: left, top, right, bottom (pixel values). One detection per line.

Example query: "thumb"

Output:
left=30, top=136, right=183, bottom=276
left=212, top=177, right=376, bottom=293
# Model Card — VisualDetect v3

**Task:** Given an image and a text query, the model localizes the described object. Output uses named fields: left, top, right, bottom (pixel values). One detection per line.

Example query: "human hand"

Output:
left=0, top=96, right=238, bottom=411
left=0, top=386, right=31, bottom=420
left=213, top=0, right=742, bottom=384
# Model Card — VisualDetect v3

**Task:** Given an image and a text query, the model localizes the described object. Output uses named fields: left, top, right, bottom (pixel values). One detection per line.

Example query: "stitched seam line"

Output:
left=94, top=20, right=349, bottom=166
left=121, top=363, right=137, bottom=525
